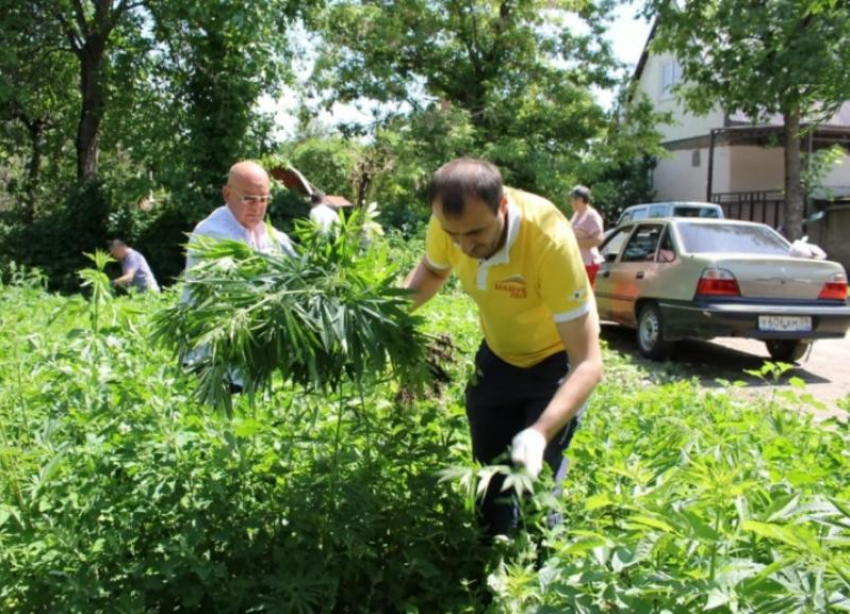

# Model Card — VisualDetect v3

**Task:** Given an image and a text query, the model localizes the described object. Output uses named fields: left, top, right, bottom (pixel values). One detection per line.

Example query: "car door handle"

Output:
left=600, top=270, right=610, bottom=278
left=636, top=271, right=645, bottom=279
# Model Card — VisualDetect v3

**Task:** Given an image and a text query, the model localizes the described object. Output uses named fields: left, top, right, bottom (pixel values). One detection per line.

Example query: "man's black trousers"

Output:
left=465, top=343, right=580, bottom=539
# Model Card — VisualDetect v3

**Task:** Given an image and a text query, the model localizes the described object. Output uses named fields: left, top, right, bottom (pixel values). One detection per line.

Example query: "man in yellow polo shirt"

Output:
left=405, top=158, right=603, bottom=538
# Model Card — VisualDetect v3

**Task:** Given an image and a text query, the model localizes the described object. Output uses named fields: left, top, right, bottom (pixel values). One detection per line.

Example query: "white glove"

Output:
left=510, top=428, right=547, bottom=479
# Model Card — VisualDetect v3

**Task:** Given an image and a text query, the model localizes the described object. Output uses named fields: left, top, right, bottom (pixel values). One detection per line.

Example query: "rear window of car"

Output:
left=648, top=204, right=668, bottom=217
left=672, top=206, right=721, bottom=218
left=677, top=223, right=789, bottom=255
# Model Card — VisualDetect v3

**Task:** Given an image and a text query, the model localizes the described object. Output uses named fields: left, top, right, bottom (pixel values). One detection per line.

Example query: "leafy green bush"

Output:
left=1, top=239, right=848, bottom=614
left=0, top=180, right=112, bottom=292
left=483, top=374, right=850, bottom=613
left=0, top=260, right=487, bottom=614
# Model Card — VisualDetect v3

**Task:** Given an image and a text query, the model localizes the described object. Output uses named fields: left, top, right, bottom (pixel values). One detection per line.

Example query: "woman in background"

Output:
left=569, top=185, right=605, bottom=287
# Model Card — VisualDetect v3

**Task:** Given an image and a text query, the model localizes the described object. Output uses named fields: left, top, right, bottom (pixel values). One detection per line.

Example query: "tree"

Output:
left=0, top=2, right=77, bottom=220
left=645, top=0, right=850, bottom=240
left=44, top=0, right=146, bottom=182
left=147, top=0, right=312, bottom=212
left=312, top=0, right=625, bottom=203
left=584, top=92, right=668, bottom=222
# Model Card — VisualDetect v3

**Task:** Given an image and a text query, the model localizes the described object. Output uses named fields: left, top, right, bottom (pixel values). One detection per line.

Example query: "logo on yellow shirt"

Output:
left=494, top=275, right=527, bottom=299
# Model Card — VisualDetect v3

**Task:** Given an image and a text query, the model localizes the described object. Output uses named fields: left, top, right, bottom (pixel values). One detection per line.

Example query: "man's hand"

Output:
left=511, top=427, right=547, bottom=479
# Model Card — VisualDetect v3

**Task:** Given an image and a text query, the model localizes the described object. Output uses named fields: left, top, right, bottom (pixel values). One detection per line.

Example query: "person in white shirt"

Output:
left=182, top=160, right=295, bottom=390
left=308, top=191, right=341, bottom=234
left=185, top=161, right=295, bottom=274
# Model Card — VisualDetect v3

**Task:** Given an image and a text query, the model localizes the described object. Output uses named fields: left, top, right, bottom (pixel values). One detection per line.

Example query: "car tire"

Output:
left=636, top=303, right=673, bottom=360
left=765, top=339, right=811, bottom=363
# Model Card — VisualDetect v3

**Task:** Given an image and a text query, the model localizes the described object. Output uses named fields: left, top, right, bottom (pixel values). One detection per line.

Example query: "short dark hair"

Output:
left=108, top=239, right=127, bottom=249
left=427, top=158, right=503, bottom=217
left=310, top=190, right=325, bottom=205
left=570, top=185, right=591, bottom=204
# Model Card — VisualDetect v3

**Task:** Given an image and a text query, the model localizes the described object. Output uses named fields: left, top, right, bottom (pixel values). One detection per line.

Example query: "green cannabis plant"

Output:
left=153, top=211, right=429, bottom=414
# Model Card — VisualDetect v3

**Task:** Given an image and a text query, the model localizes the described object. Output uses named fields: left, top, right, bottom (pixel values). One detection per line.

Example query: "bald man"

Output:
left=184, top=161, right=295, bottom=275
left=181, top=162, right=296, bottom=389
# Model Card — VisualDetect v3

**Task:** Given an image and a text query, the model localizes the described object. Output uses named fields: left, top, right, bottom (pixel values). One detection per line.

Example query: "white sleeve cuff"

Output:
left=553, top=301, right=591, bottom=323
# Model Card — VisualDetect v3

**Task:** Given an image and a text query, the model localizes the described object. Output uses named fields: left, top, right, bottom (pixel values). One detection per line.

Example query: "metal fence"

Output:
left=711, top=191, right=785, bottom=230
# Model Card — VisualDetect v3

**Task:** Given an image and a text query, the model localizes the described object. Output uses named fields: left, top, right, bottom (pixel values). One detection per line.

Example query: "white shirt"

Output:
left=185, top=205, right=295, bottom=272
left=309, top=203, right=340, bottom=233
left=180, top=205, right=296, bottom=380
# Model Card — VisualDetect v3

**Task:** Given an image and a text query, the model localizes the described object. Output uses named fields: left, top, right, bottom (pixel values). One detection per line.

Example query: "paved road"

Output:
left=601, top=323, right=850, bottom=417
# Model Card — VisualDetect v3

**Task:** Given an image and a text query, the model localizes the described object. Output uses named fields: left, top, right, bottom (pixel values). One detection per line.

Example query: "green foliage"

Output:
left=0, top=1, right=78, bottom=219
left=646, top=0, right=850, bottom=122
left=473, top=376, right=850, bottom=613
left=153, top=212, right=429, bottom=415
left=308, top=0, right=663, bottom=212
left=1, top=241, right=849, bottom=612
left=284, top=137, right=361, bottom=201
left=803, top=145, right=847, bottom=201
left=0, top=180, right=113, bottom=292
left=0, top=272, right=485, bottom=614
left=0, top=0, right=314, bottom=286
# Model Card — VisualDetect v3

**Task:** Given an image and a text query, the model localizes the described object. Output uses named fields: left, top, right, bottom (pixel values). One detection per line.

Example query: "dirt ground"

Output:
left=601, top=323, right=849, bottom=419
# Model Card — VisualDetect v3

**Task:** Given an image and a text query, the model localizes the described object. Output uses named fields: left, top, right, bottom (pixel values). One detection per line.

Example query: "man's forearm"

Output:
left=531, top=357, right=603, bottom=441
left=404, top=260, right=448, bottom=311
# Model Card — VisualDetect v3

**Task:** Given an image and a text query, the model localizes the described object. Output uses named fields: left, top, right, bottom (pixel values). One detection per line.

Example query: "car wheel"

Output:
left=636, top=303, right=672, bottom=360
left=765, top=339, right=811, bottom=363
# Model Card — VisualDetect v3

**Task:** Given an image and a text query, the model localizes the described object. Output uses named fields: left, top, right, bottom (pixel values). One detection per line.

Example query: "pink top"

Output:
left=571, top=207, right=605, bottom=265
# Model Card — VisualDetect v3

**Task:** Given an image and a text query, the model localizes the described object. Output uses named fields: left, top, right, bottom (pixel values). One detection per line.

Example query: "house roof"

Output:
left=630, top=18, right=660, bottom=90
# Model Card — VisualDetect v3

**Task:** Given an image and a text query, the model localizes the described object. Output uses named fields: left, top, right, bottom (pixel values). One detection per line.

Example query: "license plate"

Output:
left=758, top=315, right=812, bottom=332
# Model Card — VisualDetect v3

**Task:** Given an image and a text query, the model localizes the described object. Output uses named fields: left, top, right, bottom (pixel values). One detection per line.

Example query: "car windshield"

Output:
left=677, top=223, right=790, bottom=255
left=673, top=206, right=720, bottom=218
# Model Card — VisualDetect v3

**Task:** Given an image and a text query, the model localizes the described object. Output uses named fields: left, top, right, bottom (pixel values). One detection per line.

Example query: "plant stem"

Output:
left=329, top=385, right=346, bottom=511
left=709, top=509, right=721, bottom=582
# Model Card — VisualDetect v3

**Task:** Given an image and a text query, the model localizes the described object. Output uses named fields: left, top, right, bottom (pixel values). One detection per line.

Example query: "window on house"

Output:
left=692, top=149, right=701, bottom=167
left=660, top=60, right=682, bottom=101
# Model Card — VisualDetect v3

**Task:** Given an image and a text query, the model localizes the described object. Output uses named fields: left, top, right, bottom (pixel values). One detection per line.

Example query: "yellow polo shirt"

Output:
left=425, top=187, right=591, bottom=368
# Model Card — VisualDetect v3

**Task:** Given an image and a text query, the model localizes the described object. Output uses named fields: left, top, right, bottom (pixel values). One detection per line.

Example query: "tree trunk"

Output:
left=783, top=109, right=805, bottom=241
left=23, top=117, right=45, bottom=223
left=76, top=35, right=107, bottom=182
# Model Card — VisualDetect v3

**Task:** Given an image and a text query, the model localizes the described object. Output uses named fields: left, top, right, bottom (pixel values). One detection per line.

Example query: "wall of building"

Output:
left=721, top=146, right=850, bottom=197
left=652, top=145, right=732, bottom=202
left=727, top=146, right=784, bottom=193
left=637, top=51, right=725, bottom=144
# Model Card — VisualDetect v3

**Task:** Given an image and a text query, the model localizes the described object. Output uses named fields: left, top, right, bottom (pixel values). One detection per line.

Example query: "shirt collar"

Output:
left=216, top=205, right=268, bottom=248
left=480, top=195, right=521, bottom=267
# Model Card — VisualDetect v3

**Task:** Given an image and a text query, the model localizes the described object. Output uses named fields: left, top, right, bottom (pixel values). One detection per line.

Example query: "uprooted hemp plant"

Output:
left=153, top=211, right=430, bottom=415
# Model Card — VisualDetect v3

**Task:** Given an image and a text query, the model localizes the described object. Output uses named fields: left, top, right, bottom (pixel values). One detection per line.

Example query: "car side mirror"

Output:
left=605, top=252, right=618, bottom=263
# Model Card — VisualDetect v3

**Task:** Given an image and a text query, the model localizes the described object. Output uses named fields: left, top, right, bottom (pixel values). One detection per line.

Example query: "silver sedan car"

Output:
left=595, top=218, right=850, bottom=361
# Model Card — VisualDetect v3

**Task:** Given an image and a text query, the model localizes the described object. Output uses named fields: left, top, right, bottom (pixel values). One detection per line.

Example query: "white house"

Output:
left=631, top=22, right=850, bottom=269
